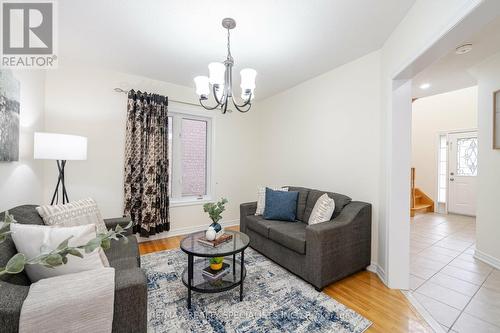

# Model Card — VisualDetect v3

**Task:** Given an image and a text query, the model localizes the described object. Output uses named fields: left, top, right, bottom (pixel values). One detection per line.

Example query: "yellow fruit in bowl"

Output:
left=210, top=262, right=223, bottom=271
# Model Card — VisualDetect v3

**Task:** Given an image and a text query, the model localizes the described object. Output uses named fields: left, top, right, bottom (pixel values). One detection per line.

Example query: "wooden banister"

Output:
left=411, top=168, right=415, bottom=209
left=410, top=168, right=434, bottom=217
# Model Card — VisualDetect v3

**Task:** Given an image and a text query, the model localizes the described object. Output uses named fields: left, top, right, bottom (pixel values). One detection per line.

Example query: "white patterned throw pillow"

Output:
left=255, top=186, right=288, bottom=215
left=308, top=193, right=335, bottom=225
left=10, top=224, right=109, bottom=282
left=36, top=198, right=107, bottom=234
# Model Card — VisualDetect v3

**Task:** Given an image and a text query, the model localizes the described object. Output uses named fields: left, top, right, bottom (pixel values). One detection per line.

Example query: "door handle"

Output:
left=450, top=178, right=455, bottom=181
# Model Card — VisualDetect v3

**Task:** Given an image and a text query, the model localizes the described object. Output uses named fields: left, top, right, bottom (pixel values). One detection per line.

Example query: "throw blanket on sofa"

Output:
left=19, top=268, right=115, bottom=333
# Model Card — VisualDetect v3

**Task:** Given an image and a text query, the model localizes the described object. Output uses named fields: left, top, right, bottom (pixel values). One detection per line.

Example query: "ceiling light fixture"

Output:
left=419, top=83, right=431, bottom=90
left=455, top=43, right=473, bottom=55
left=194, top=18, right=257, bottom=114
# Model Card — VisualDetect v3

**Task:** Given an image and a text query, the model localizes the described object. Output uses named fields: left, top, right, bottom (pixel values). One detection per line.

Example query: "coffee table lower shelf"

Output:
left=181, top=259, right=246, bottom=294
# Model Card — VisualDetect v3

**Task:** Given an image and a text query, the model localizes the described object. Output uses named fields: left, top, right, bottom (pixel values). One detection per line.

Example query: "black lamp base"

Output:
left=50, top=160, right=69, bottom=205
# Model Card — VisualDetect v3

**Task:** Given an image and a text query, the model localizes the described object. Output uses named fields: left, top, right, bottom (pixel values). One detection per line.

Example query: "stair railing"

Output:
left=411, top=167, right=415, bottom=209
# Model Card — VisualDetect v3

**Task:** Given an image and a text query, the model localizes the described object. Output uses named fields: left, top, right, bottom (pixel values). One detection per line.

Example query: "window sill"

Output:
left=170, top=197, right=213, bottom=208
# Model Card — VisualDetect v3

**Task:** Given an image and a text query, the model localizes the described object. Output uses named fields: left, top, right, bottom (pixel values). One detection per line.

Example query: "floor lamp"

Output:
left=34, top=132, right=88, bottom=205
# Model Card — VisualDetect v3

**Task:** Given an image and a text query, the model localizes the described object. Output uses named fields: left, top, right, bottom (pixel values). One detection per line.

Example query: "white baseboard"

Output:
left=474, top=249, right=500, bottom=270
left=403, top=290, right=445, bottom=333
left=367, top=261, right=387, bottom=285
left=136, top=219, right=240, bottom=243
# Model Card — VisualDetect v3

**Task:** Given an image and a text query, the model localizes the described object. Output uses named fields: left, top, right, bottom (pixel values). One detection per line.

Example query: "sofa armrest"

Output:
left=240, top=202, right=257, bottom=234
left=305, top=201, right=372, bottom=288
left=104, top=216, right=132, bottom=236
left=113, top=268, right=148, bottom=333
left=0, top=282, right=29, bottom=333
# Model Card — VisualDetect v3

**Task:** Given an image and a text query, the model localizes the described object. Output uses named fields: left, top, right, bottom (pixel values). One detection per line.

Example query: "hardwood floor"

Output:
left=138, top=226, right=432, bottom=332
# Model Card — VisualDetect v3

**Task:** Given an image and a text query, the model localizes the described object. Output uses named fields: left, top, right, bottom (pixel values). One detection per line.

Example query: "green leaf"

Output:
left=44, top=253, right=63, bottom=267
left=84, top=238, right=102, bottom=253
left=56, top=237, right=72, bottom=251
left=5, top=253, right=26, bottom=274
left=101, top=238, right=111, bottom=250
left=68, top=248, right=83, bottom=258
left=62, top=256, right=68, bottom=264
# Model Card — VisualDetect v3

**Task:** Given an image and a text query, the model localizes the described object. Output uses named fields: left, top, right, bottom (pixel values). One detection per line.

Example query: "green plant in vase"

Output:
left=203, top=198, right=228, bottom=241
left=209, top=256, right=224, bottom=271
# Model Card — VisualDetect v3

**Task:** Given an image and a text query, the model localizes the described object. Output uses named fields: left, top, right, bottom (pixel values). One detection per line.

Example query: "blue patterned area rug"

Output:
left=142, top=248, right=372, bottom=333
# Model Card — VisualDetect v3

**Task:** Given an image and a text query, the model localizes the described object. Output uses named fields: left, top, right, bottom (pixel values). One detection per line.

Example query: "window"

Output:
left=456, top=137, right=478, bottom=176
left=168, top=111, right=213, bottom=205
left=438, top=134, right=447, bottom=203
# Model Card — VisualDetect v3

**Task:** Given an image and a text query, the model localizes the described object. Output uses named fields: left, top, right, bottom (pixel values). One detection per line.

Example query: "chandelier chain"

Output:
left=226, top=28, right=232, bottom=59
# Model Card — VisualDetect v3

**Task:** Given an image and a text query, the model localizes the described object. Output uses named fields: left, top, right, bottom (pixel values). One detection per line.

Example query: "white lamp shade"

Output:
left=208, top=62, right=225, bottom=85
left=194, top=76, right=210, bottom=96
left=240, top=68, right=257, bottom=91
left=34, top=132, right=87, bottom=160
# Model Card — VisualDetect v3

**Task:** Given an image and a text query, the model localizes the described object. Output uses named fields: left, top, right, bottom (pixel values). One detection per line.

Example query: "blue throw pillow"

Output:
left=263, top=187, right=299, bottom=222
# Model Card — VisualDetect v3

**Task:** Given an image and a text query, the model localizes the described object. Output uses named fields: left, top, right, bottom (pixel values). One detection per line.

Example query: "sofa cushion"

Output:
left=36, top=198, right=107, bottom=234
left=287, top=186, right=309, bottom=222
left=263, top=188, right=298, bottom=221
left=1, top=206, right=50, bottom=286
left=246, top=215, right=272, bottom=238
left=304, top=189, right=351, bottom=222
left=10, top=224, right=109, bottom=282
left=268, top=221, right=307, bottom=254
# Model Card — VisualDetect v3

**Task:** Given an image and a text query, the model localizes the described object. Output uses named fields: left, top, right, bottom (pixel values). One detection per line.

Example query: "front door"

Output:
left=448, top=131, right=478, bottom=216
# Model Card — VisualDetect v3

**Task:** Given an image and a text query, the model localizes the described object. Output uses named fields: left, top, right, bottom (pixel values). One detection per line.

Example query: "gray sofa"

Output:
left=0, top=205, right=147, bottom=333
left=240, top=186, right=371, bottom=290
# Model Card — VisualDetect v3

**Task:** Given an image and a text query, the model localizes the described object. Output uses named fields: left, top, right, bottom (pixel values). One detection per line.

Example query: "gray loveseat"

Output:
left=240, top=186, right=371, bottom=290
left=0, top=205, right=147, bottom=333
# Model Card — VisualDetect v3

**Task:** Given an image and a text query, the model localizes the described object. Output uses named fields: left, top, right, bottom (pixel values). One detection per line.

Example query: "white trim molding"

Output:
left=474, top=249, right=500, bottom=270
left=136, top=219, right=240, bottom=243
left=403, top=291, right=446, bottom=333
left=367, top=261, right=387, bottom=285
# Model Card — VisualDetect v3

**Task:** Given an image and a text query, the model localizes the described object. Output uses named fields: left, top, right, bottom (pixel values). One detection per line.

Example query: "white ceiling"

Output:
left=412, top=15, right=500, bottom=99
left=58, top=0, right=415, bottom=99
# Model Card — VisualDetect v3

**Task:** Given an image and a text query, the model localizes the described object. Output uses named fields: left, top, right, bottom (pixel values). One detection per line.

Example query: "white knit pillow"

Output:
left=308, top=193, right=335, bottom=225
left=255, top=186, right=288, bottom=215
left=10, top=224, right=109, bottom=282
left=36, top=198, right=107, bottom=234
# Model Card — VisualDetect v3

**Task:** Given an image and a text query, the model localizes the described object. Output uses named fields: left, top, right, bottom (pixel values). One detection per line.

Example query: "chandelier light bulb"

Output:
left=194, top=76, right=210, bottom=98
left=240, top=68, right=257, bottom=91
left=208, top=62, right=226, bottom=85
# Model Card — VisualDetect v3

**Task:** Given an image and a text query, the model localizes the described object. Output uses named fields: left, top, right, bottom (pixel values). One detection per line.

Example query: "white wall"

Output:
left=472, top=52, right=500, bottom=267
left=379, top=0, right=483, bottom=288
left=412, top=87, right=478, bottom=202
left=43, top=66, right=259, bottom=233
left=0, top=70, right=45, bottom=212
left=254, top=51, right=382, bottom=263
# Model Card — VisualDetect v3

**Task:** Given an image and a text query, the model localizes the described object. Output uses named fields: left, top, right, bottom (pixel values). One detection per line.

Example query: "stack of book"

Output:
left=197, top=233, right=233, bottom=247
left=202, top=263, right=230, bottom=281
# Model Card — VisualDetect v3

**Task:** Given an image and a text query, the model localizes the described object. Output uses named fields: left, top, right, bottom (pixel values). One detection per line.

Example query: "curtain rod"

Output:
left=113, top=88, right=202, bottom=108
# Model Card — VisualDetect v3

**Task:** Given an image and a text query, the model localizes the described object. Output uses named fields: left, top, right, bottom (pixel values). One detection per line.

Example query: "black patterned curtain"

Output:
left=124, top=90, right=170, bottom=236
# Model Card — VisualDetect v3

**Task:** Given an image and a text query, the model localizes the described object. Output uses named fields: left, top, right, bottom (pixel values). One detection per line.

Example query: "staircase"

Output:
left=410, top=168, right=434, bottom=217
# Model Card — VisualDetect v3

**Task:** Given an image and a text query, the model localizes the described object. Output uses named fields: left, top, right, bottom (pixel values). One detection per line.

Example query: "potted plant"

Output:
left=203, top=198, right=228, bottom=240
left=209, top=256, right=224, bottom=271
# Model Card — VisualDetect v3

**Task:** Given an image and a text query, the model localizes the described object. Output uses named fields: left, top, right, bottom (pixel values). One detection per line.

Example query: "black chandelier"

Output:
left=194, top=18, right=257, bottom=114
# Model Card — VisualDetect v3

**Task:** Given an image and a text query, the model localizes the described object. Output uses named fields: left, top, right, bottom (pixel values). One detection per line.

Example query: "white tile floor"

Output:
left=409, top=213, right=500, bottom=332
